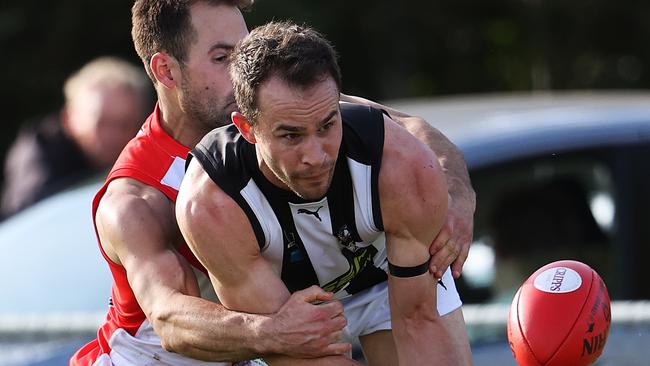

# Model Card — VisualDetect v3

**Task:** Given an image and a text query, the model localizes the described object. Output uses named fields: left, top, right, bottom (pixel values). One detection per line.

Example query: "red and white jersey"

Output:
left=70, top=104, right=227, bottom=366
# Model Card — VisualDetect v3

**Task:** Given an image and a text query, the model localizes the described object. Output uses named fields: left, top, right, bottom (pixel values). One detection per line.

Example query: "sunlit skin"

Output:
left=233, top=76, right=342, bottom=200
left=176, top=3, right=249, bottom=134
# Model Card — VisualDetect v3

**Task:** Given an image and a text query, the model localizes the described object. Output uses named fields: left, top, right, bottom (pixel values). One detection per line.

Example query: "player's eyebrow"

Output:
left=274, top=124, right=305, bottom=133
left=208, top=42, right=235, bottom=54
left=318, top=110, right=338, bottom=126
left=273, top=110, right=338, bottom=133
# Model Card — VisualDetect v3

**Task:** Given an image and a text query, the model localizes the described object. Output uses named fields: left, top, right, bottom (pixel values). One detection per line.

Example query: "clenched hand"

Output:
left=268, top=286, right=350, bottom=359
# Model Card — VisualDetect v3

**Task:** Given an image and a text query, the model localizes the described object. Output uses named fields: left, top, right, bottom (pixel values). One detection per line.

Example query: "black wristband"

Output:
left=387, top=257, right=431, bottom=278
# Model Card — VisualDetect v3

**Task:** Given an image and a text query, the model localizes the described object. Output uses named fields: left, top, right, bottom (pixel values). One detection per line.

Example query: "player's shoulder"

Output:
left=382, top=114, right=440, bottom=176
left=181, top=161, right=253, bottom=231
left=339, top=102, right=385, bottom=164
left=99, top=178, right=172, bottom=225
left=193, top=124, right=240, bottom=159
left=339, top=102, right=385, bottom=134
left=380, top=116, right=447, bottom=221
left=96, top=177, right=178, bottom=264
left=340, top=101, right=381, bottom=119
left=180, top=160, right=241, bottom=218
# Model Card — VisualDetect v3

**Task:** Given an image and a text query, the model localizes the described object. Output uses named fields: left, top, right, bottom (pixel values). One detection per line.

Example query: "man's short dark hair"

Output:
left=131, top=0, right=253, bottom=83
left=230, top=21, right=342, bottom=123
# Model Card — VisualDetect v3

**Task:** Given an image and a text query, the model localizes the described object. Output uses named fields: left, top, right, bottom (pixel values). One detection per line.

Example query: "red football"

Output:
left=507, top=260, right=611, bottom=366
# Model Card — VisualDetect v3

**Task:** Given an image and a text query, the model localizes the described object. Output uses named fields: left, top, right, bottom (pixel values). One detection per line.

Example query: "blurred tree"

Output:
left=0, top=0, right=136, bottom=180
left=2, top=0, right=650, bottom=179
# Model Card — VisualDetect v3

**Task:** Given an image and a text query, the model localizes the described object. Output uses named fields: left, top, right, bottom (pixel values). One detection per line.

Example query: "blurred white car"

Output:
left=392, top=90, right=650, bottom=365
left=0, top=178, right=110, bottom=366
left=392, top=90, right=650, bottom=302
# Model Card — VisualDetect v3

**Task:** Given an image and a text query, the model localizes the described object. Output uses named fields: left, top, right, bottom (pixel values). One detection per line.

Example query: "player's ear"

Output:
left=150, top=52, right=181, bottom=89
left=232, top=112, right=256, bottom=144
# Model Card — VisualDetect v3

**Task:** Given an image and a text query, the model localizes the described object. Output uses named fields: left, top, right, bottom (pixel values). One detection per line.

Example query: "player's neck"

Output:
left=156, top=97, right=205, bottom=148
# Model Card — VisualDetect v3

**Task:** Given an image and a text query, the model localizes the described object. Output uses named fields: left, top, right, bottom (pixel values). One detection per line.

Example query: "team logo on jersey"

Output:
left=336, top=225, right=359, bottom=252
left=297, top=206, right=324, bottom=222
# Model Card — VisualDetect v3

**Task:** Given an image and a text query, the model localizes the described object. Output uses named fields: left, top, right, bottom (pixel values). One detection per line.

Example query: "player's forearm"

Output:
left=264, top=354, right=363, bottom=366
left=151, top=292, right=275, bottom=362
left=392, top=318, right=460, bottom=366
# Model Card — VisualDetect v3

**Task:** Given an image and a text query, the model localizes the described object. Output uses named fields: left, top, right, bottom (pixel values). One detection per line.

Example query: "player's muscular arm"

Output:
left=97, top=179, right=260, bottom=361
left=340, top=93, right=475, bottom=279
left=97, top=179, right=346, bottom=361
left=380, top=116, right=469, bottom=366
left=176, top=161, right=361, bottom=366
left=339, top=93, right=473, bottom=210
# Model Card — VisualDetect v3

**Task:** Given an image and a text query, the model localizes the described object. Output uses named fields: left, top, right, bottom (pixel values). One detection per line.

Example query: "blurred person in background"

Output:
left=0, top=56, right=152, bottom=219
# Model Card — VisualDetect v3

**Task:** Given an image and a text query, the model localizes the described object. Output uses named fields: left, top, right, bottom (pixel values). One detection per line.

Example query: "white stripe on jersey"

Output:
left=348, top=157, right=379, bottom=239
left=160, top=156, right=186, bottom=190
left=240, top=178, right=283, bottom=275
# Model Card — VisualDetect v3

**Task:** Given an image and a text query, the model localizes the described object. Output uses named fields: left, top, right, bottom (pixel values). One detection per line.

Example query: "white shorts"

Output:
left=340, top=267, right=462, bottom=341
left=95, top=321, right=267, bottom=366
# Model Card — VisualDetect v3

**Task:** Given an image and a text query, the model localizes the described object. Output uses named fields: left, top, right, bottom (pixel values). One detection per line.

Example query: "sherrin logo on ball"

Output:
left=507, top=260, right=611, bottom=366
left=533, top=266, right=582, bottom=293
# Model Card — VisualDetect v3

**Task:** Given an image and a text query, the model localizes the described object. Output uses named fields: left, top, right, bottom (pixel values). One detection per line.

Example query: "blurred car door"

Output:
left=0, top=179, right=111, bottom=366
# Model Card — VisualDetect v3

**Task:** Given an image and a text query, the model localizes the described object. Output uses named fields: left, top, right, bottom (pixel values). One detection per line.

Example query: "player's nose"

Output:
left=300, top=136, right=326, bottom=167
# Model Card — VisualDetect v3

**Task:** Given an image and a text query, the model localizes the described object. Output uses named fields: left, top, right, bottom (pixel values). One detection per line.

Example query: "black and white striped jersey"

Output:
left=190, top=103, right=388, bottom=298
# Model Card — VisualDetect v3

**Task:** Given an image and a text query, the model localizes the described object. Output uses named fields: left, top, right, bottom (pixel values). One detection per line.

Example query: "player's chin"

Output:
left=294, top=182, right=328, bottom=200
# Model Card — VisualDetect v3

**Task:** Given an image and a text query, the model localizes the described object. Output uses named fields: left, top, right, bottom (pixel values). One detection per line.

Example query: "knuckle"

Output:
left=314, top=308, right=328, bottom=320
left=339, top=315, right=348, bottom=327
left=431, top=240, right=444, bottom=251
left=334, top=302, right=344, bottom=311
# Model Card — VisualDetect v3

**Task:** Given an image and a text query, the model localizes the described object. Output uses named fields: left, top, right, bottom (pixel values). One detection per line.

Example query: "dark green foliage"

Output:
left=1, top=0, right=649, bottom=167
